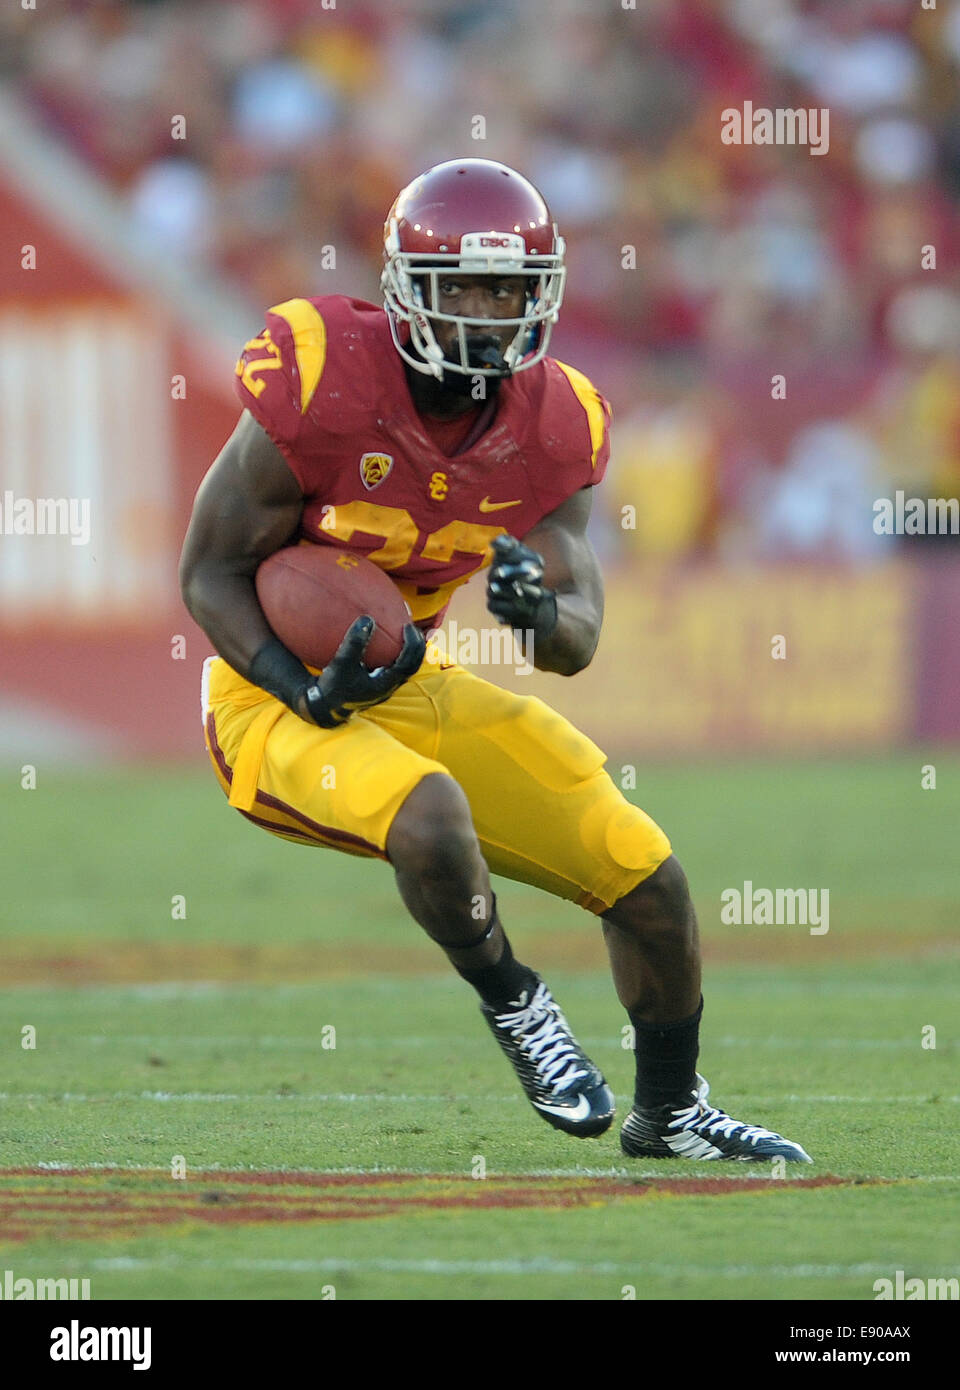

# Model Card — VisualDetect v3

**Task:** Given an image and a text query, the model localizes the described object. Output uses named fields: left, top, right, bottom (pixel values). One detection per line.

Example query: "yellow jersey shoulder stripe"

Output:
left=267, top=298, right=327, bottom=415
left=553, top=359, right=607, bottom=469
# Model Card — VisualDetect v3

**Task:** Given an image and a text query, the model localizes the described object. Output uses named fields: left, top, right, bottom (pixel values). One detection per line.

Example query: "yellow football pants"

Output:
left=201, top=645, right=671, bottom=914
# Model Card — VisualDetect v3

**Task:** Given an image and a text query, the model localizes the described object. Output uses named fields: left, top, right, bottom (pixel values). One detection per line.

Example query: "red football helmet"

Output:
left=382, top=158, right=566, bottom=379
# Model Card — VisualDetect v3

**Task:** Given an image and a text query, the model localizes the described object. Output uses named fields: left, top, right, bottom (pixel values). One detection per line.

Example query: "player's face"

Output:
left=428, top=274, right=527, bottom=358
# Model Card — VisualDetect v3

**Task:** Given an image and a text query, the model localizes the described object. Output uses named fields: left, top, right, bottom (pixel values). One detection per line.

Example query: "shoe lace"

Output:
left=495, top=984, right=588, bottom=1091
left=668, top=1095, right=780, bottom=1148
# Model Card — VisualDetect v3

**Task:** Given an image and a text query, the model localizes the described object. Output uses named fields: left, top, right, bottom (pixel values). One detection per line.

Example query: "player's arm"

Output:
left=180, top=408, right=305, bottom=681
left=180, top=410, right=424, bottom=723
left=486, top=486, right=603, bottom=676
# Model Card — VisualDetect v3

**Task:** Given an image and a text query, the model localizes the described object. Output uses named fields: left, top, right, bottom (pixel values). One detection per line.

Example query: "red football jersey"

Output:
left=234, top=295, right=611, bottom=629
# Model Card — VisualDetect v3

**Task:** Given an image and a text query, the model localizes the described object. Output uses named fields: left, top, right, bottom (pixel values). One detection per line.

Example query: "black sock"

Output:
left=629, top=997, right=703, bottom=1109
left=455, top=932, right=539, bottom=1011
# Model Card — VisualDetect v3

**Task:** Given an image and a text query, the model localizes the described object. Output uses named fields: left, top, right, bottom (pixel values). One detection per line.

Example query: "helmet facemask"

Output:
left=382, top=232, right=566, bottom=381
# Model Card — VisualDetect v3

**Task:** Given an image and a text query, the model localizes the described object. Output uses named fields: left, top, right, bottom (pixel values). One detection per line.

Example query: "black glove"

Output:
left=486, top=535, right=558, bottom=636
left=304, top=617, right=426, bottom=728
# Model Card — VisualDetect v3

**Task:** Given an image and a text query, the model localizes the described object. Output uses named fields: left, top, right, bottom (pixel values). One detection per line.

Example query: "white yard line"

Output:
left=67, top=1255, right=903, bottom=1279
left=0, top=1091, right=508, bottom=1103
left=24, top=1161, right=657, bottom=1178
left=74, top=1034, right=929, bottom=1051
left=2, top=1091, right=957, bottom=1104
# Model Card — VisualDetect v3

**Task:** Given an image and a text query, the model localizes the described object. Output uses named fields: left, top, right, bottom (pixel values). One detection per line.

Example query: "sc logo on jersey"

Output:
left=359, top=452, right=394, bottom=490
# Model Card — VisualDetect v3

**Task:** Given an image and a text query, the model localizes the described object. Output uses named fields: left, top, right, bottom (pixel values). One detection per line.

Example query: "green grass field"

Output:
left=1, top=753, right=957, bottom=1300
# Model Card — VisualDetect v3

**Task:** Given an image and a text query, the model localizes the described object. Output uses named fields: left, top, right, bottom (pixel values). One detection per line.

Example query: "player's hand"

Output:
left=486, top=535, right=558, bottom=636
left=301, top=617, right=425, bottom=728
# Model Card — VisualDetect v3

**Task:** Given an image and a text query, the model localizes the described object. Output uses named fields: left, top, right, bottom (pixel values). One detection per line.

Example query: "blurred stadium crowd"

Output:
left=3, top=0, right=959, bottom=562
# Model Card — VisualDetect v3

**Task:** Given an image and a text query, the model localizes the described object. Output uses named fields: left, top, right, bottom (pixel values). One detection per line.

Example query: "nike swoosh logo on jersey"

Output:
left=533, top=1093, right=593, bottom=1122
left=479, top=496, right=523, bottom=512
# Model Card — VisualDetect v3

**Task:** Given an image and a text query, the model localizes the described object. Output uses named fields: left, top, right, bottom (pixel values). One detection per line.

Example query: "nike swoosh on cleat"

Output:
left=533, top=1094, right=593, bottom=1122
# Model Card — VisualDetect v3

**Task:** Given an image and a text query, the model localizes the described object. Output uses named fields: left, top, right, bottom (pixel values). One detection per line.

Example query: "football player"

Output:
left=180, top=159, right=810, bottom=1161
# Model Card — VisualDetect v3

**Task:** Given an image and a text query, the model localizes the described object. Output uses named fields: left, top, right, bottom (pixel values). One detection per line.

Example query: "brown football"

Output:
left=255, top=544, right=410, bottom=670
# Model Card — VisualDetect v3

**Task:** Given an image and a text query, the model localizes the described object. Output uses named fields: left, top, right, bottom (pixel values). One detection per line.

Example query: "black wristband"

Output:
left=248, top=636, right=311, bottom=711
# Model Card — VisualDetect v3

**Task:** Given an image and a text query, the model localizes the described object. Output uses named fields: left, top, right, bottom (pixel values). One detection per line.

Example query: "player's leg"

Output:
left=203, top=653, right=613, bottom=1136
left=369, top=658, right=672, bottom=1138
left=602, top=856, right=701, bottom=1021
left=385, top=771, right=614, bottom=1137
left=603, top=868, right=810, bottom=1160
left=201, top=656, right=450, bottom=858
left=385, top=773, right=517, bottom=976
left=204, top=657, right=537, bottom=1005
left=384, top=660, right=809, bottom=1160
left=601, top=855, right=704, bottom=1121
left=203, top=656, right=506, bottom=973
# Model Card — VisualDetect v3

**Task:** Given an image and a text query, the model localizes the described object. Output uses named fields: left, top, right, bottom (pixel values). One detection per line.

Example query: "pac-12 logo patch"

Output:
left=359, top=452, right=393, bottom=489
